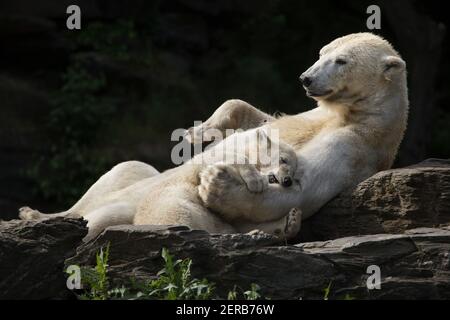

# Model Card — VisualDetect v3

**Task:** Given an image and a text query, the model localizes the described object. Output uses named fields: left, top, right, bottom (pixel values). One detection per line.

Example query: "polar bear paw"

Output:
left=184, top=124, right=216, bottom=144
left=246, top=229, right=267, bottom=237
left=240, top=168, right=268, bottom=193
left=284, top=207, right=302, bottom=239
left=19, top=206, right=43, bottom=220
left=198, top=164, right=239, bottom=208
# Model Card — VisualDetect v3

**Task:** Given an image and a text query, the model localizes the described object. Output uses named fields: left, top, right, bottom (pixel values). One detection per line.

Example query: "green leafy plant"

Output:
left=75, top=20, right=138, bottom=62
left=322, top=281, right=357, bottom=300
left=244, top=284, right=262, bottom=300
left=79, top=244, right=110, bottom=300
left=139, top=248, right=214, bottom=300
left=28, top=20, right=144, bottom=207
left=74, top=246, right=266, bottom=300
left=28, top=46, right=119, bottom=205
left=77, top=246, right=215, bottom=300
left=323, top=281, right=332, bottom=300
left=227, top=286, right=238, bottom=300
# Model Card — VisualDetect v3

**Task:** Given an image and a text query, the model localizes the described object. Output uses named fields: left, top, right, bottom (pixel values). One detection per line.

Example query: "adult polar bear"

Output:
left=19, top=33, right=408, bottom=240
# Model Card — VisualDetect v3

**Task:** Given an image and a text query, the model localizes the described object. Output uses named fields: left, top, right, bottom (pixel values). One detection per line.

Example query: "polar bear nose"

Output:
left=300, top=74, right=313, bottom=87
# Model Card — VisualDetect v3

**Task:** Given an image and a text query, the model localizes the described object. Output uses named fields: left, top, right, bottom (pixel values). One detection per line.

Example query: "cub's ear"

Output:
left=382, top=56, right=406, bottom=80
left=256, top=129, right=276, bottom=149
left=257, top=129, right=271, bottom=148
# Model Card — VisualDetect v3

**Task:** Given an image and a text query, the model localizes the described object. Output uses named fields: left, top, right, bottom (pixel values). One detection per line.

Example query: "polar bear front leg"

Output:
left=185, top=99, right=274, bottom=144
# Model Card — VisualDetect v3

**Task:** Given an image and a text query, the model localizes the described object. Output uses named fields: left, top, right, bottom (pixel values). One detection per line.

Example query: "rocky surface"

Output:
left=300, top=159, right=450, bottom=242
left=1, top=159, right=449, bottom=299
left=68, top=224, right=450, bottom=300
left=0, top=218, right=87, bottom=299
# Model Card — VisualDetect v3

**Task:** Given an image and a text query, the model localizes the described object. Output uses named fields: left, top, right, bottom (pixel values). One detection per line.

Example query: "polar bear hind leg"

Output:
left=82, top=202, right=136, bottom=242
left=19, top=161, right=159, bottom=220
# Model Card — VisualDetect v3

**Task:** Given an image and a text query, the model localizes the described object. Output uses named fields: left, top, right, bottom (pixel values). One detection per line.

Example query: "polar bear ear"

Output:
left=257, top=129, right=272, bottom=148
left=257, top=129, right=273, bottom=149
left=382, top=56, right=406, bottom=80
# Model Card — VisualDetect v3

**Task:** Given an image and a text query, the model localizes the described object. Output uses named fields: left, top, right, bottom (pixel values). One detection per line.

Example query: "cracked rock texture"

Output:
left=300, top=159, right=450, bottom=242
left=1, top=159, right=450, bottom=299
left=0, top=218, right=87, bottom=299
left=68, top=225, right=450, bottom=299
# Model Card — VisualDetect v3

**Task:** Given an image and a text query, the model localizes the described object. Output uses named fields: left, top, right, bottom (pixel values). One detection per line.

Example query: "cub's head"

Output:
left=266, top=145, right=298, bottom=188
left=255, top=129, right=299, bottom=188
left=300, top=33, right=406, bottom=104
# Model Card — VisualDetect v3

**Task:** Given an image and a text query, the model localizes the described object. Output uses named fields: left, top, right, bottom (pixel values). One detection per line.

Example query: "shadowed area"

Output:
left=0, top=0, right=448, bottom=219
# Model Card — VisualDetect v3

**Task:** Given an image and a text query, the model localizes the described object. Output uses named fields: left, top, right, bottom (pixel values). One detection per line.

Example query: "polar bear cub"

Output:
left=196, top=128, right=301, bottom=224
left=133, top=127, right=302, bottom=239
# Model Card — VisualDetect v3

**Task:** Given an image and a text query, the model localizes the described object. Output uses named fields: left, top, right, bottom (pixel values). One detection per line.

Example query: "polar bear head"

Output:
left=300, top=33, right=406, bottom=105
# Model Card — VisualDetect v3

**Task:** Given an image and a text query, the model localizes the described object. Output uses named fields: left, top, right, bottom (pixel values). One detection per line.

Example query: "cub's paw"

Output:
left=284, top=208, right=302, bottom=239
left=19, top=206, right=42, bottom=220
left=198, top=164, right=239, bottom=208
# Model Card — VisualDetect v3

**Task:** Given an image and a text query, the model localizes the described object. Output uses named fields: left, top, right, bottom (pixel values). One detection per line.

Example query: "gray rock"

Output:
left=298, top=228, right=450, bottom=299
left=300, top=159, right=450, bottom=242
left=2, top=159, right=450, bottom=299
left=67, top=224, right=450, bottom=300
left=67, top=225, right=338, bottom=299
left=0, top=218, right=87, bottom=299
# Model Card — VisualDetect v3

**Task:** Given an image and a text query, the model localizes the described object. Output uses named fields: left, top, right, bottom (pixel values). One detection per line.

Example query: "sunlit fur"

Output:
left=19, top=33, right=408, bottom=240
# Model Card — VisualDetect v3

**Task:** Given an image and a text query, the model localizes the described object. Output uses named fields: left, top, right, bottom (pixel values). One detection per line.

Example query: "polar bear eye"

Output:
left=335, top=58, right=347, bottom=65
left=280, top=157, right=287, bottom=164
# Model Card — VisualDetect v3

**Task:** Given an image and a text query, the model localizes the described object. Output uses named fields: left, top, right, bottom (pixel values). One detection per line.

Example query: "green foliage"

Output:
left=323, top=281, right=332, bottom=300
left=76, top=245, right=363, bottom=301
left=244, top=283, right=262, bottom=300
left=138, top=247, right=214, bottom=300
left=27, top=19, right=165, bottom=206
left=322, top=281, right=357, bottom=300
left=28, top=62, right=116, bottom=205
left=76, top=20, right=137, bottom=61
left=79, top=244, right=110, bottom=300
left=75, top=246, right=266, bottom=300
left=227, top=286, right=239, bottom=300
left=77, top=246, right=214, bottom=300
left=226, top=285, right=263, bottom=301
left=27, top=21, right=139, bottom=206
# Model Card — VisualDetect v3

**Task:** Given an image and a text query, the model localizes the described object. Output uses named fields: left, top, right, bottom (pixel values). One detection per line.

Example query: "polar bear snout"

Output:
left=299, top=74, right=313, bottom=88
left=300, top=70, right=333, bottom=98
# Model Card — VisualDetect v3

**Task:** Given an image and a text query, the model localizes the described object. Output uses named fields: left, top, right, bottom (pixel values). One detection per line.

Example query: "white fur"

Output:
left=19, top=33, right=408, bottom=241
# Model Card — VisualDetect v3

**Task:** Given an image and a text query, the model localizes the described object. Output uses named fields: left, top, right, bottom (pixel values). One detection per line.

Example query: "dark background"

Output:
left=0, top=0, right=448, bottom=220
